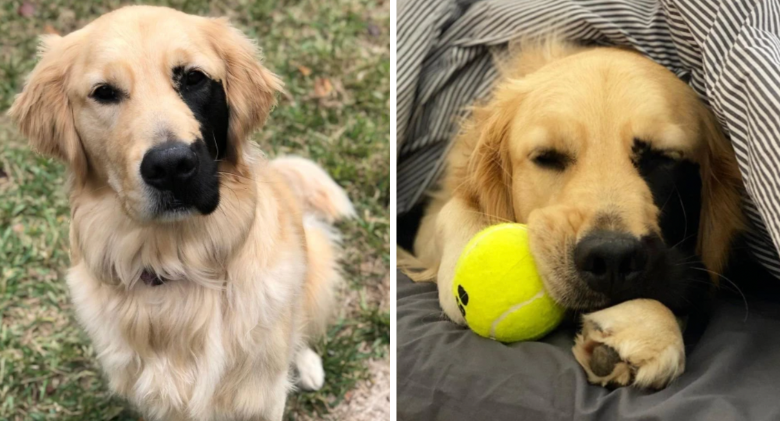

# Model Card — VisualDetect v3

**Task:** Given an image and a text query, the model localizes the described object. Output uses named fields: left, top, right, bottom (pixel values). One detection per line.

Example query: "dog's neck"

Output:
left=68, top=161, right=268, bottom=289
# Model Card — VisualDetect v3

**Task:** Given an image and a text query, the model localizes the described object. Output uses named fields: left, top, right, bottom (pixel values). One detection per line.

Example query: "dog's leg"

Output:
left=433, top=197, right=490, bottom=325
left=266, top=376, right=288, bottom=421
left=295, top=346, right=326, bottom=391
left=288, top=221, right=336, bottom=394
left=572, top=299, right=686, bottom=388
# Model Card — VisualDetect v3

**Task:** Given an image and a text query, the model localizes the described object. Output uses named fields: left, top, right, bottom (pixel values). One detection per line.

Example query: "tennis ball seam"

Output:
left=488, top=290, right=546, bottom=339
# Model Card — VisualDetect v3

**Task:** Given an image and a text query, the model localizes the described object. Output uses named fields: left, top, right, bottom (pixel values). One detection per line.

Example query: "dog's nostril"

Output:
left=176, top=157, right=196, bottom=177
left=590, top=257, right=608, bottom=277
left=619, top=259, right=633, bottom=276
left=147, top=165, right=166, bottom=181
left=620, top=252, right=646, bottom=277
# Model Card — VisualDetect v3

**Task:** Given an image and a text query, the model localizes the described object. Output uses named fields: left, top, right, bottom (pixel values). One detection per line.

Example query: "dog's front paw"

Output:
left=572, top=299, right=685, bottom=389
left=295, top=347, right=325, bottom=391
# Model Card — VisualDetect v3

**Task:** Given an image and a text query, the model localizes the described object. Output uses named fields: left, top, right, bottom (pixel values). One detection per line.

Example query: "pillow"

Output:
left=397, top=271, right=780, bottom=420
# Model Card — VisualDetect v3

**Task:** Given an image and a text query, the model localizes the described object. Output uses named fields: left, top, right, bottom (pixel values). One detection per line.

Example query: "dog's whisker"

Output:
left=675, top=184, right=688, bottom=247
left=216, top=171, right=259, bottom=184
left=212, top=133, right=221, bottom=162
left=669, top=233, right=699, bottom=250
left=462, top=209, right=514, bottom=224
left=219, top=183, right=241, bottom=204
left=688, top=266, right=749, bottom=321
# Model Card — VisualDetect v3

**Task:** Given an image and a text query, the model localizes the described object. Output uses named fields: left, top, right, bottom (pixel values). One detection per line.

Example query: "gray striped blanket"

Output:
left=397, top=0, right=780, bottom=278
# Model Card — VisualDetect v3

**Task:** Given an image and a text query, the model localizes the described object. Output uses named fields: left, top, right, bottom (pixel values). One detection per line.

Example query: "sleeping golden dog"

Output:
left=410, top=39, right=743, bottom=388
left=9, top=6, right=354, bottom=421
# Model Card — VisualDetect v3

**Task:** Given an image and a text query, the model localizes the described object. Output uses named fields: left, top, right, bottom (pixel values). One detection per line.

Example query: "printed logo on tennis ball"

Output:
left=453, top=223, right=565, bottom=342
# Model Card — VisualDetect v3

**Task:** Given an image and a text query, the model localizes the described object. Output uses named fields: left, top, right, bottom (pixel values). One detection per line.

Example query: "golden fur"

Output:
left=408, top=39, right=744, bottom=388
left=9, top=6, right=354, bottom=421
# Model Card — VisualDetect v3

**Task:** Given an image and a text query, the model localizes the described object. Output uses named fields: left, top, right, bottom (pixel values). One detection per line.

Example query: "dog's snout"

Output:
left=141, top=142, right=199, bottom=190
left=574, top=232, right=648, bottom=295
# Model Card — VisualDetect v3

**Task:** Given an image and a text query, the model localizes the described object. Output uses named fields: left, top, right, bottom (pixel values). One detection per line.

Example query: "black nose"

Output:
left=574, top=232, right=648, bottom=295
left=140, top=142, right=199, bottom=191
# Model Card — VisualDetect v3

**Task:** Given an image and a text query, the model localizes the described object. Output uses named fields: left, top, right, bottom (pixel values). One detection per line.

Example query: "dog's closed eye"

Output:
left=632, top=139, right=684, bottom=169
left=90, top=84, right=123, bottom=104
left=530, top=149, right=573, bottom=171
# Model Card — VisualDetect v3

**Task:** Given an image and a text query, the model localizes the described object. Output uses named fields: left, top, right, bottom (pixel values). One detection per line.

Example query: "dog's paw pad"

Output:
left=589, top=343, right=623, bottom=377
left=295, top=348, right=325, bottom=391
left=573, top=336, right=635, bottom=387
left=572, top=299, right=685, bottom=389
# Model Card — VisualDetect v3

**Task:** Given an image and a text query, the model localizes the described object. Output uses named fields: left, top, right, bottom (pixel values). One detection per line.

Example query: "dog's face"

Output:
left=9, top=6, right=281, bottom=222
left=458, top=47, right=743, bottom=311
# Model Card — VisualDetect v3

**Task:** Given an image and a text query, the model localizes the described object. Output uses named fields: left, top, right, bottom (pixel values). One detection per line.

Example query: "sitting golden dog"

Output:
left=10, top=6, right=354, bottom=421
left=411, top=39, right=743, bottom=389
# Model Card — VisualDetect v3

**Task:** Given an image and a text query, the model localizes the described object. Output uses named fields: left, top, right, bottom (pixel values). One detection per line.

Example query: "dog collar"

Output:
left=140, top=270, right=165, bottom=286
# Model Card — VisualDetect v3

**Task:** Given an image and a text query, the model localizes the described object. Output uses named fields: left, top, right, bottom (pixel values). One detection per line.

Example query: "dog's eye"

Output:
left=90, top=84, right=121, bottom=104
left=185, top=70, right=206, bottom=87
left=632, top=139, right=683, bottom=167
left=531, top=149, right=572, bottom=171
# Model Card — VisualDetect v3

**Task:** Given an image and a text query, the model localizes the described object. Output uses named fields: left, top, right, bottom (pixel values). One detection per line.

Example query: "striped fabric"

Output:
left=397, top=0, right=780, bottom=278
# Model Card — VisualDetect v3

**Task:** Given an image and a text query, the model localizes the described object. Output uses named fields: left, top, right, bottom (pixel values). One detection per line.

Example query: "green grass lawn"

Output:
left=0, top=0, right=390, bottom=420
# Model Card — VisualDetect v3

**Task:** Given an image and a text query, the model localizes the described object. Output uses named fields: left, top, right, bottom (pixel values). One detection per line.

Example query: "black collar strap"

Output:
left=140, top=270, right=165, bottom=286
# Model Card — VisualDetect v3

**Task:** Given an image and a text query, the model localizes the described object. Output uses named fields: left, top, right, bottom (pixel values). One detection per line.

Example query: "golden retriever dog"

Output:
left=9, top=6, right=355, bottom=421
left=409, top=39, right=743, bottom=389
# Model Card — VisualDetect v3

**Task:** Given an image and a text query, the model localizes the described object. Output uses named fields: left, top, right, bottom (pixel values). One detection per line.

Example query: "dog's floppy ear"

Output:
left=457, top=88, right=521, bottom=224
left=454, top=39, right=578, bottom=224
left=204, top=18, right=283, bottom=164
left=697, top=106, right=745, bottom=276
left=8, top=34, right=87, bottom=182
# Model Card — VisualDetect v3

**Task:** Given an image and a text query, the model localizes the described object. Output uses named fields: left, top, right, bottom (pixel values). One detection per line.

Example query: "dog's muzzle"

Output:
left=140, top=140, right=220, bottom=216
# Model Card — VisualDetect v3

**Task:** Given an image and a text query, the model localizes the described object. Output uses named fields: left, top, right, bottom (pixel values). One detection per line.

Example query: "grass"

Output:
left=0, top=0, right=389, bottom=420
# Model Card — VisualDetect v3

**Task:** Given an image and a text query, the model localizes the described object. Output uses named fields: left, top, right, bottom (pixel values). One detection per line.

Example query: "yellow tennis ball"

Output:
left=453, top=223, right=565, bottom=342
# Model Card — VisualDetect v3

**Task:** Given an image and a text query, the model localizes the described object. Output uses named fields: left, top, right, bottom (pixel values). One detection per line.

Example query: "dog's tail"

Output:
left=271, top=156, right=354, bottom=342
left=270, top=156, right=356, bottom=222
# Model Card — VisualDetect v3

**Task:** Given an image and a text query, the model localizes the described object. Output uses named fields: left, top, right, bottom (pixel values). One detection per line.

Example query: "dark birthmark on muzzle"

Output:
left=619, top=140, right=710, bottom=317
left=574, top=140, right=711, bottom=317
left=173, top=66, right=230, bottom=161
left=139, top=66, right=231, bottom=216
left=633, top=140, right=702, bottom=256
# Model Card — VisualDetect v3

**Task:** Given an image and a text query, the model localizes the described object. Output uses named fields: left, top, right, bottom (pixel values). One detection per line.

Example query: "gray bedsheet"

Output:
left=397, top=271, right=780, bottom=421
